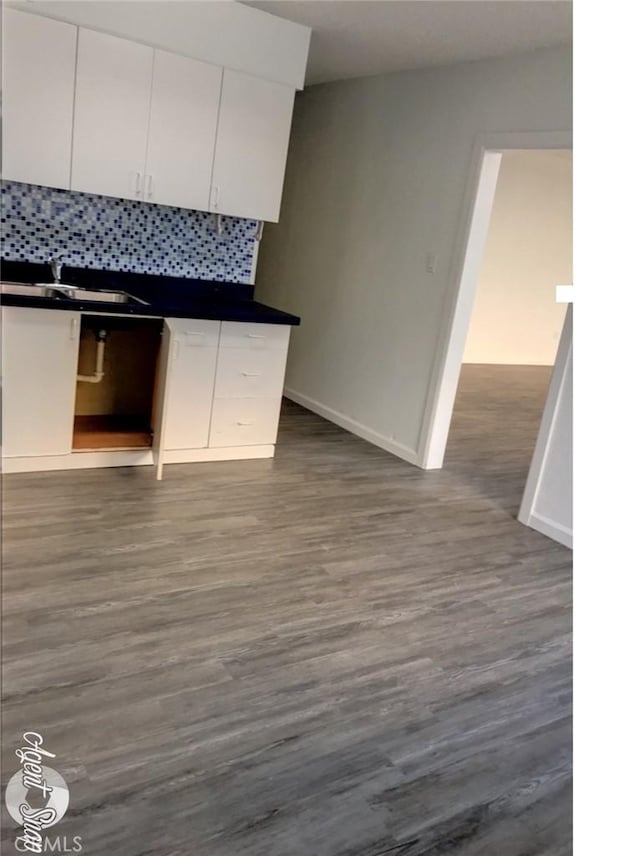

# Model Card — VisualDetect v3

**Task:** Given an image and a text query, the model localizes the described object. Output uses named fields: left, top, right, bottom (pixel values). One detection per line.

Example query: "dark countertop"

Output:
left=0, top=260, right=300, bottom=326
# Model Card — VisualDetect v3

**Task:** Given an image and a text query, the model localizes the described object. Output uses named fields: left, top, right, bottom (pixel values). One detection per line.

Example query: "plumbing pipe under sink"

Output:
left=78, top=329, right=107, bottom=384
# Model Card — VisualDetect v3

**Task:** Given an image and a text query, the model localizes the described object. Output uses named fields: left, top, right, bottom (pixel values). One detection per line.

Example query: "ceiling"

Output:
left=243, top=1, right=572, bottom=85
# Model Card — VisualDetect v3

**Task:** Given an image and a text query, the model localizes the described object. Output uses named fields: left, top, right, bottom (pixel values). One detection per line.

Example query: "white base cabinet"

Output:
left=1, top=308, right=291, bottom=478
left=1, top=308, right=80, bottom=457
left=208, top=321, right=289, bottom=448
left=162, top=320, right=289, bottom=470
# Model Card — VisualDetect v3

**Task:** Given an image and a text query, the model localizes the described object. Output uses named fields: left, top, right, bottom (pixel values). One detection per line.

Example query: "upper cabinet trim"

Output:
left=5, top=0, right=311, bottom=90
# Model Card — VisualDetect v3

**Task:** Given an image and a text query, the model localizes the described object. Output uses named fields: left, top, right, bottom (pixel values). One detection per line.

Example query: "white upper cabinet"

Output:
left=6, top=10, right=303, bottom=222
left=72, top=33, right=222, bottom=209
left=145, top=51, right=223, bottom=211
left=210, top=70, right=296, bottom=222
left=71, top=29, right=153, bottom=200
left=2, top=9, right=77, bottom=189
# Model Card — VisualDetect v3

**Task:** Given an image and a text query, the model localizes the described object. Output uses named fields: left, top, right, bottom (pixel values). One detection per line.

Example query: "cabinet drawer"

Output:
left=209, top=399, right=281, bottom=447
left=168, top=318, right=221, bottom=347
left=220, top=321, right=290, bottom=350
left=215, top=347, right=287, bottom=399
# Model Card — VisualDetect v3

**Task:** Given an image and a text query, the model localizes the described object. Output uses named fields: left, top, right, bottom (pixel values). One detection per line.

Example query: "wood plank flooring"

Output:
left=1, top=364, right=571, bottom=855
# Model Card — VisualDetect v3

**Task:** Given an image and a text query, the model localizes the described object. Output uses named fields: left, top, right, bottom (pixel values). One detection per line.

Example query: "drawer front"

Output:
left=167, top=317, right=221, bottom=346
left=209, top=398, right=281, bottom=447
left=215, top=347, right=288, bottom=399
left=220, top=321, right=290, bottom=350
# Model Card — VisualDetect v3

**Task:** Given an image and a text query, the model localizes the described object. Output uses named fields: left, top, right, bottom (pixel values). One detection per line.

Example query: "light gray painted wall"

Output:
left=255, top=46, right=572, bottom=459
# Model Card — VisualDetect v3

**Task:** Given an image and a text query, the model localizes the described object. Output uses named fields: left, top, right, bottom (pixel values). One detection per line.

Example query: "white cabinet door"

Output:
left=145, top=50, right=222, bottom=211
left=210, top=69, right=296, bottom=222
left=71, top=29, right=153, bottom=200
left=1, top=308, right=80, bottom=458
left=161, top=319, right=220, bottom=451
left=2, top=9, right=77, bottom=189
left=151, top=320, right=173, bottom=480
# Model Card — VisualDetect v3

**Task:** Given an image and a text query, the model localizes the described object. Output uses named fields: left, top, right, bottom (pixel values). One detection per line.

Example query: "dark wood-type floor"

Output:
left=1, top=364, right=571, bottom=855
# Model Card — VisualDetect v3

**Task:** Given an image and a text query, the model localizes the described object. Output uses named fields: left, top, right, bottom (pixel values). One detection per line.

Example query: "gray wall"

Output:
left=256, top=46, right=572, bottom=461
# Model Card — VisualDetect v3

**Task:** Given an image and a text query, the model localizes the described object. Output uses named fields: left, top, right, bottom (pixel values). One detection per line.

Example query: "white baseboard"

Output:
left=284, top=387, right=419, bottom=466
left=522, top=510, right=573, bottom=549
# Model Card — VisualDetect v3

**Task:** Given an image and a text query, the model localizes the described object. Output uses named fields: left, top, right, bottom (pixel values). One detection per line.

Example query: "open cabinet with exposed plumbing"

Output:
left=2, top=305, right=292, bottom=477
left=73, top=315, right=164, bottom=451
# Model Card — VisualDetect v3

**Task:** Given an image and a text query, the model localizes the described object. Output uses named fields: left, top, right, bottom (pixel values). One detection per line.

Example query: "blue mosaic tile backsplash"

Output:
left=1, top=181, right=257, bottom=283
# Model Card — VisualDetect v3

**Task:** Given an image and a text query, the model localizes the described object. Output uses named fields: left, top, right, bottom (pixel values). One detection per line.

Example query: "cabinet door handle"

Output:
left=241, top=372, right=261, bottom=377
left=247, top=334, right=266, bottom=340
left=212, top=185, right=220, bottom=209
left=236, top=420, right=255, bottom=426
left=134, top=171, right=143, bottom=198
left=145, top=174, right=153, bottom=200
left=69, top=317, right=78, bottom=340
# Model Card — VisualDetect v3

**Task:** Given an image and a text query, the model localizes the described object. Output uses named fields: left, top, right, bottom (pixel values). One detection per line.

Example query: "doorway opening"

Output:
left=421, top=143, right=572, bottom=522
left=447, top=149, right=571, bottom=513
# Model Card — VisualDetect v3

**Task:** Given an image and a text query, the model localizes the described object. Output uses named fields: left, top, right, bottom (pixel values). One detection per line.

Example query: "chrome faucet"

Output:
left=47, top=255, right=77, bottom=296
left=48, top=255, right=64, bottom=285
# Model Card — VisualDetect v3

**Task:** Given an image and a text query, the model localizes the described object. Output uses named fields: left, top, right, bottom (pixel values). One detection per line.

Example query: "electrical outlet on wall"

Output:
left=426, top=252, right=438, bottom=274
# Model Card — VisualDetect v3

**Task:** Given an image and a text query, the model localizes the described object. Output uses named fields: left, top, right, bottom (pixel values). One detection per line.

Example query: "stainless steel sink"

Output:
left=47, top=286, right=148, bottom=305
left=1, top=282, right=148, bottom=305
left=33, top=282, right=80, bottom=296
left=1, top=283, right=53, bottom=298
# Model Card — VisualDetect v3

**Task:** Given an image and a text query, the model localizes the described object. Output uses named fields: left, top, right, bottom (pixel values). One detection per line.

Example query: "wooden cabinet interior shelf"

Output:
left=73, top=415, right=153, bottom=450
